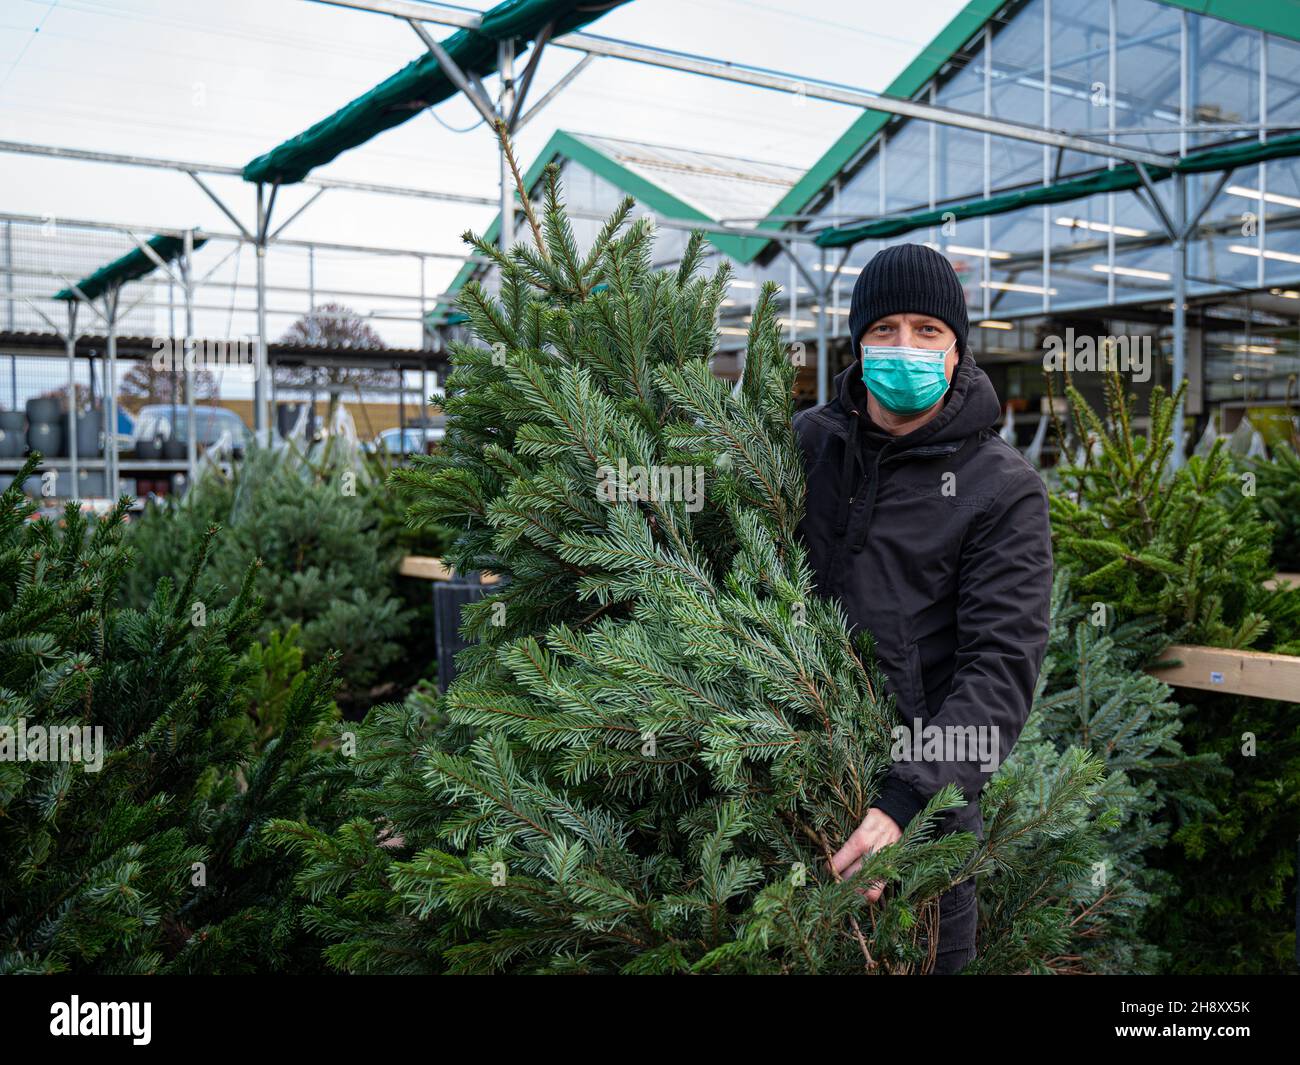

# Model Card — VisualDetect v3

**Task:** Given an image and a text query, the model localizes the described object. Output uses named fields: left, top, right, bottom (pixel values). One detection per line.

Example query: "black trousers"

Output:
left=923, top=877, right=978, bottom=975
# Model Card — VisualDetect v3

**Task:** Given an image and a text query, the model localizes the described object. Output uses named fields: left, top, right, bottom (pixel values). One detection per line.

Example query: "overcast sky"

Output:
left=0, top=0, right=967, bottom=350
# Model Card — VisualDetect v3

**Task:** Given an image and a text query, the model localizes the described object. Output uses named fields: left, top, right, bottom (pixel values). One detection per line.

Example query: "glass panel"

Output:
left=1188, top=14, right=1259, bottom=149
left=1115, top=0, right=1183, bottom=156
left=1048, top=0, right=1113, bottom=176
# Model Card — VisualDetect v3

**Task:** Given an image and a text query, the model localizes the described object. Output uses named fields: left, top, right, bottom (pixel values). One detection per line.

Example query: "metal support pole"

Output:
left=105, top=286, right=120, bottom=498
left=183, top=228, right=197, bottom=487
left=255, top=184, right=271, bottom=438
left=498, top=37, right=516, bottom=253
left=65, top=300, right=78, bottom=495
left=4, top=220, right=14, bottom=407
left=816, top=244, right=828, bottom=406
left=1171, top=171, right=1188, bottom=470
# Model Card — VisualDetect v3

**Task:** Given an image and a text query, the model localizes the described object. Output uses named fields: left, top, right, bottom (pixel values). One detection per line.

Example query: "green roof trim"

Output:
left=243, top=0, right=632, bottom=185
left=815, top=131, right=1300, bottom=248
left=1156, top=0, right=1300, bottom=43
left=54, top=233, right=209, bottom=303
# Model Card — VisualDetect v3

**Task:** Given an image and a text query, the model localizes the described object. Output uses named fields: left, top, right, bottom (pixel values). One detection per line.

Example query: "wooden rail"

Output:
left=399, top=555, right=500, bottom=584
left=1152, top=644, right=1300, bottom=702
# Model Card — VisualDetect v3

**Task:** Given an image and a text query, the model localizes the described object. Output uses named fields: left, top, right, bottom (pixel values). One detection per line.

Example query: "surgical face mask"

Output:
left=860, top=339, right=955, bottom=416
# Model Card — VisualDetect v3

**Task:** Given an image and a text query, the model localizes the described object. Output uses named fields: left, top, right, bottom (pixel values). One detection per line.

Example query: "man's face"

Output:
left=862, top=313, right=960, bottom=383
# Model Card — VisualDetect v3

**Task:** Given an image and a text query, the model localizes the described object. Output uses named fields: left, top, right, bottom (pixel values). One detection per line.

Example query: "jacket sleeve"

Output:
left=875, top=466, right=1053, bottom=830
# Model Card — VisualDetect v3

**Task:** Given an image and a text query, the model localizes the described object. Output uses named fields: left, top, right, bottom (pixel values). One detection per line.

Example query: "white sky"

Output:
left=0, top=0, right=968, bottom=351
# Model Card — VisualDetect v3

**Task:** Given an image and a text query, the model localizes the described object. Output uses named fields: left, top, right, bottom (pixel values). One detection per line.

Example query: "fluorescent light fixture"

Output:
left=1091, top=263, right=1171, bottom=281
left=1228, top=244, right=1300, bottom=265
left=980, top=280, right=1057, bottom=295
left=810, top=305, right=851, bottom=316
left=1232, top=344, right=1277, bottom=355
left=1055, top=216, right=1150, bottom=238
left=812, top=263, right=860, bottom=274
left=946, top=243, right=1012, bottom=260
left=718, top=326, right=750, bottom=336
left=1269, top=287, right=1300, bottom=299
left=977, top=319, right=1014, bottom=330
left=1225, top=184, right=1300, bottom=210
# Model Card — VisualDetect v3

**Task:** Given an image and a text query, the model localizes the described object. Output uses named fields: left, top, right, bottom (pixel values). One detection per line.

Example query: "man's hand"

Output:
left=829, top=808, right=901, bottom=903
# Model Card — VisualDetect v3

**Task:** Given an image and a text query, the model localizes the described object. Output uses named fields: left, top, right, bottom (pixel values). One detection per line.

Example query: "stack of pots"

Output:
left=76, top=407, right=104, bottom=459
left=0, top=409, right=25, bottom=459
left=25, top=397, right=65, bottom=458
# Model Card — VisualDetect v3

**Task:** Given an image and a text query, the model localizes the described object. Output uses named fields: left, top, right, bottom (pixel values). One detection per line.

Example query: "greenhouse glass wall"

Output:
left=433, top=0, right=1300, bottom=431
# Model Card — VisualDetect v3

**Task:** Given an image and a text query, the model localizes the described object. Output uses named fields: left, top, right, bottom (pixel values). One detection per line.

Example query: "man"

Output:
left=792, top=243, right=1053, bottom=974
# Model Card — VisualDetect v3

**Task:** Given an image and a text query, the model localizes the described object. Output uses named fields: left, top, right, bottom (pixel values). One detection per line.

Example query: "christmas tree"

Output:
left=1049, top=373, right=1300, bottom=652
left=268, top=145, right=1105, bottom=974
left=1248, top=440, right=1300, bottom=573
left=1049, top=377, right=1300, bottom=973
left=126, top=443, right=413, bottom=711
left=0, top=456, right=340, bottom=973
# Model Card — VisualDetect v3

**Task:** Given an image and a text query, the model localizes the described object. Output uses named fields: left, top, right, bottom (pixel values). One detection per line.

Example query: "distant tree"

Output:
left=119, top=363, right=218, bottom=409
left=275, top=303, right=395, bottom=426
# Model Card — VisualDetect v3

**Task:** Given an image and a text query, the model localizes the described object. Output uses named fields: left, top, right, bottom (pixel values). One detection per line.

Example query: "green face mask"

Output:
left=860, top=339, right=955, bottom=415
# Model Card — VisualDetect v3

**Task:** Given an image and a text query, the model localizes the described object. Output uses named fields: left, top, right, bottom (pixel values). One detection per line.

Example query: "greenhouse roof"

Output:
left=243, top=0, right=633, bottom=185
left=53, top=233, right=208, bottom=303
left=751, top=0, right=1300, bottom=259
left=816, top=131, right=1300, bottom=248
left=431, top=128, right=802, bottom=323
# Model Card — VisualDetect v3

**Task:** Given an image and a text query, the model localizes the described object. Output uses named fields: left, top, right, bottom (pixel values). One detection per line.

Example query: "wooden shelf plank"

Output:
left=398, top=555, right=499, bottom=584
left=1151, top=644, right=1300, bottom=702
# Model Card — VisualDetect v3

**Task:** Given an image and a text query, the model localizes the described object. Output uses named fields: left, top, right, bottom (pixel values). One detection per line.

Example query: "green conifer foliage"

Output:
left=1049, top=374, right=1300, bottom=651
left=269, top=163, right=1104, bottom=974
left=1248, top=440, right=1300, bottom=572
left=126, top=444, right=412, bottom=707
left=0, top=456, right=339, bottom=973
left=985, top=578, right=1224, bottom=974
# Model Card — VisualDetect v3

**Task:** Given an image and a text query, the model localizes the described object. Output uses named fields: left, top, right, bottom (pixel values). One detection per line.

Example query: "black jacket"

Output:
left=793, top=353, right=1052, bottom=839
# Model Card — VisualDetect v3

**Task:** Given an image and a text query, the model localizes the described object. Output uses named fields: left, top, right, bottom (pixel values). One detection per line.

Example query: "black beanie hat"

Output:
left=848, top=243, right=970, bottom=356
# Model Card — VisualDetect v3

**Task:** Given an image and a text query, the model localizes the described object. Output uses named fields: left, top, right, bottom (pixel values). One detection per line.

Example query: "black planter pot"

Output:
left=135, top=437, right=165, bottom=461
left=0, top=425, right=23, bottom=458
left=75, top=410, right=103, bottom=457
left=25, top=397, right=62, bottom=424
left=27, top=420, right=65, bottom=458
left=433, top=579, right=490, bottom=694
left=0, top=410, right=26, bottom=432
left=162, top=438, right=187, bottom=460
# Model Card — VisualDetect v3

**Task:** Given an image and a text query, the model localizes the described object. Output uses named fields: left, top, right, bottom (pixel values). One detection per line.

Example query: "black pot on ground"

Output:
left=433, top=578, right=489, bottom=694
left=162, top=438, right=187, bottom=460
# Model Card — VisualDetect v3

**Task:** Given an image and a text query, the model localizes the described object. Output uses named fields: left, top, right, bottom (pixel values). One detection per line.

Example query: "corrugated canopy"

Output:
left=815, top=132, right=1300, bottom=248
left=243, top=0, right=633, bottom=186
left=53, top=233, right=208, bottom=302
